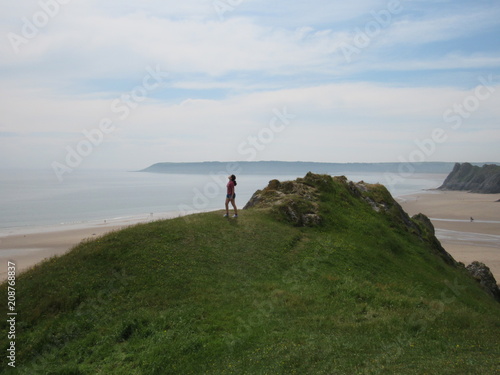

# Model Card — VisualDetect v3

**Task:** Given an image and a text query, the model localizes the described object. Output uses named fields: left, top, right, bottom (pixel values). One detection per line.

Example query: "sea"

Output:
left=0, top=168, right=447, bottom=234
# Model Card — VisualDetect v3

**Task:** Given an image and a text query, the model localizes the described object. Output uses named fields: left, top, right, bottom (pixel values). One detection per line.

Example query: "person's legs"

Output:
left=225, top=198, right=230, bottom=215
left=230, top=198, right=238, bottom=216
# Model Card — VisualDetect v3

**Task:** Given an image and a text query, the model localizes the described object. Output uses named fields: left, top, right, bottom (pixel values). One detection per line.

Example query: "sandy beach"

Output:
left=399, top=190, right=500, bottom=281
left=0, top=211, right=185, bottom=282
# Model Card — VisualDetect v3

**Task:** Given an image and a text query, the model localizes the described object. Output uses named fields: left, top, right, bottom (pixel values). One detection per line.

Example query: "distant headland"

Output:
left=439, top=162, right=500, bottom=194
left=138, top=161, right=466, bottom=175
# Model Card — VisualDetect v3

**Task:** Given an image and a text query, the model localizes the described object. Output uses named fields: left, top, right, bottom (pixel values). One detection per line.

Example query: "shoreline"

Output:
left=0, top=210, right=199, bottom=281
left=398, top=190, right=500, bottom=281
left=0, top=210, right=196, bottom=237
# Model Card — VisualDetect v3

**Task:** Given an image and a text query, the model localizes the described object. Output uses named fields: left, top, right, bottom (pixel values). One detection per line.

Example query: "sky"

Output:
left=0, top=0, right=499, bottom=174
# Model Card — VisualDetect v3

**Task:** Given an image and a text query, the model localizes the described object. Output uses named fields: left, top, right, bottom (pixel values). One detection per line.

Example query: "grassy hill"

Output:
left=1, top=173, right=499, bottom=374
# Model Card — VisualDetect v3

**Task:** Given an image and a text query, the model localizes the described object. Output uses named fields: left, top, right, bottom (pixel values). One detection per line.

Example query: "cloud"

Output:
left=1, top=79, right=498, bottom=170
left=2, top=0, right=499, bottom=95
left=378, top=8, right=500, bottom=47
left=0, top=0, right=499, bottom=170
left=13, top=17, right=342, bottom=74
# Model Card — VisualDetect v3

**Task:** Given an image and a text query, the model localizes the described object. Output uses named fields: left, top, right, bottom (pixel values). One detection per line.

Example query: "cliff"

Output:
left=438, top=162, right=500, bottom=193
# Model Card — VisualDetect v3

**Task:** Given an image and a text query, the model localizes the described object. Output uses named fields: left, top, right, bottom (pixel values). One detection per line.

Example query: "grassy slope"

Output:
left=1, top=176, right=500, bottom=375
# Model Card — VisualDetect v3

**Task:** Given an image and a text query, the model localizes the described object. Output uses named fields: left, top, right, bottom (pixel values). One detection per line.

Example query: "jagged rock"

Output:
left=243, top=189, right=263, bottom=209
left=243, top=173, right=322, bottom=227
left=364, top=197, right=382, bottom=212
left=411, top=214, right=457, bottom=266
left=355, top=181, right=419, bottom=232
left=439, top=163, right=500, bottom=193
left=466, top=261, right=500, bottom=302
left=412, top=213, right=435, bottom=236
left=268, top=179, right=281, bottom=190
left=302, top=213, right=322, bottom=226
left=348, top=181, right=363, bottom=197
left=275, top=198, right=322, bottom=227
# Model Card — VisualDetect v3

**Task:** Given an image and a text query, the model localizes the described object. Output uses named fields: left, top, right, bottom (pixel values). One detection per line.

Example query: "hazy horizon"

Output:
left=1, top=160, right=499, bottom=173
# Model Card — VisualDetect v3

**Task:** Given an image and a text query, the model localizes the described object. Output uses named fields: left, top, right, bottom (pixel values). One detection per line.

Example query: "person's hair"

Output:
left=230, top=174, right=237, bottom=186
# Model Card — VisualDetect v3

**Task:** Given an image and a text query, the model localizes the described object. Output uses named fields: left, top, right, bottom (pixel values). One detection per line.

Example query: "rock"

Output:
left=243, top=174, right=322, bottom=227
left=243, top=189, right=263, bottom=209
left=364, top=197, right=381, bottom=212
left=438, top=163, right=500, bottom=193
left=412, top=213, right=435, bottom=236
left=466, top=261, right=500, bottom=302
left=411, top=213, right=457, bottom=266
left=302, top=213, right=322, bottom=226
left=355, top=181, right=419, bottom=232
left=267, top=179, right=281, bottom=190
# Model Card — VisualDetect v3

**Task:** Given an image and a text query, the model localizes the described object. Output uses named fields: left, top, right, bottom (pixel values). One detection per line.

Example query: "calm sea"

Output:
left=0, top=169, right=446, bottom=231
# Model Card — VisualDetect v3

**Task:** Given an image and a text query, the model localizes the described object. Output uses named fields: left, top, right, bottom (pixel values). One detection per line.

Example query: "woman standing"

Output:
left=224, top=175, right=238, bottom=218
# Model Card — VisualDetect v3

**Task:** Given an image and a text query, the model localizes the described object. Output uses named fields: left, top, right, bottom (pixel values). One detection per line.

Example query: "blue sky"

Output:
left=0, top=0, right=499, bottom=173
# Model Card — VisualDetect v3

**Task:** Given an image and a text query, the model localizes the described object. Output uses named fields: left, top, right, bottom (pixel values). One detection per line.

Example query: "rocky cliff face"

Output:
left=438, top=163, right=500, bottom=193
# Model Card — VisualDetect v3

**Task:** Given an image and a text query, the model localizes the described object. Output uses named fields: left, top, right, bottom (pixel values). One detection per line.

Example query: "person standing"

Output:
left=224, top=175, right=238, bottom=218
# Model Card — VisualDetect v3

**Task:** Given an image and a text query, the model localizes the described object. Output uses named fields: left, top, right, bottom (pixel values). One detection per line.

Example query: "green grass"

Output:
left=1, top=174, right=500, bottom=374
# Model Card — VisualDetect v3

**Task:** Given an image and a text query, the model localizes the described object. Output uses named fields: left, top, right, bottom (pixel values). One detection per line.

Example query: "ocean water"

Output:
left=0, top=169, right=446, bottom=231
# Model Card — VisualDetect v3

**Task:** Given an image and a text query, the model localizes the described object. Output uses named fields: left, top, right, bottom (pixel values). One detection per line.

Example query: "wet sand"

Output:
left=399, top=190, right=500, bottom=281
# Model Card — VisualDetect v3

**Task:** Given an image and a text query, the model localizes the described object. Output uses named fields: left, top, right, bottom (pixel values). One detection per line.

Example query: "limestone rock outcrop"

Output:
left=438, top=163, right=500, bottom=194
left=466, top=261, right=500, bottom=302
